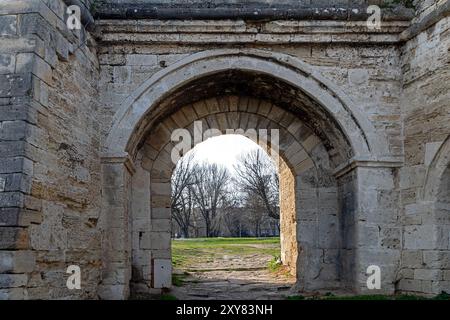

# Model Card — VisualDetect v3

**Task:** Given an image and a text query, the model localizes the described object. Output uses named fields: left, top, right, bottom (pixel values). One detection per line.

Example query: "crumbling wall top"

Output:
left=92, top=0, right=415, bottom=20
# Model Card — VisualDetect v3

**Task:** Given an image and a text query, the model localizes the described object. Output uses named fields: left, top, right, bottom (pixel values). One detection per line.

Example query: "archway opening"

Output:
left=128, top=93, right=350, bottom=298
left=101, top=53, right=378, bottom=298
left=433, top=165, right=450, bottom=294
left=169, top=134, right=296, bottom=299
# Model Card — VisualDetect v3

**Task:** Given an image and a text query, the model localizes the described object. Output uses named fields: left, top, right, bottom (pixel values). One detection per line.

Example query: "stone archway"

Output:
left=99, top=49, right=399, bottom=299
left=423, top=136, right=450, bottom=202
left=105, top=49, right=385, bottom=158
left=412, top=135, right=450, bottom=295
left=133, top=95, right=343, bottom=295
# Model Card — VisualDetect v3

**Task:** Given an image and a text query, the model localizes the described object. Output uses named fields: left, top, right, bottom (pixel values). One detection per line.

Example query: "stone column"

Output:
left=148, top=181, right=172, bottom=289
left=295, top=170, right=341, bottom=291
left=130, top=156, right=153, bottom=296
left=353, top=164, right=402, bottom=294
left=147, top=149, right=174, bottom=289
left=295, top=170, right=321, bottom=291
left=0, top=0, right=51, bottom=299
left=279, top=158, right=297, bottom=276
left=98, top=154, right=134, bottom=299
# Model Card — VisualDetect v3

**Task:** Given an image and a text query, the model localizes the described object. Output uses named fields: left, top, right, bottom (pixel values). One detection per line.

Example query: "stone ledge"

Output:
left=97, top=19, right=411, bottom=44
left=100, top=152, right=136, bottom=174
left=97, top=19, right=411, bottom=33
left=94, top=3, right=414, bottom=21
left=333, top=157, right=404, bottom=178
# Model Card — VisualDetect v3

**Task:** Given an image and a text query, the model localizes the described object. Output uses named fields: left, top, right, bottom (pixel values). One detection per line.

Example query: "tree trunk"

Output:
left=182, top=226, right=190, bottom=238
left=205, top=218, right=211, bottom=238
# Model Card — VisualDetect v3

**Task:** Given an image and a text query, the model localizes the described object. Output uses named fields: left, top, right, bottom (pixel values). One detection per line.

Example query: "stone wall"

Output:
left=97, top=18, right=408, bottom=162
left=397, top=14, right=450, bottom=295
left=0, top=0, right=101, bottom=299
left=354, top=166, right=402, bottom=293
left=0, top=0, right=449, bottom=299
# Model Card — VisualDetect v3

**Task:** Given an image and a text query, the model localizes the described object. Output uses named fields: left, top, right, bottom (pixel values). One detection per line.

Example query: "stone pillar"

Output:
left=149, top=181, right=172, bottom=288
left=295, top=169, right=341, bottom=291
left=148, top=150, right=173, bottom=289
left=130, top=156, right=153, bottom=296
left=295, top=170, right=321, bottom=291
left=353, top=165, right=401, bottom=294
left=0, top=0, right=48, bottom=299
left=279, top=158, right=297, bottom=276
left=336, top=169, right=358, bottom=291
left=98, top=154, right=134, bottom=299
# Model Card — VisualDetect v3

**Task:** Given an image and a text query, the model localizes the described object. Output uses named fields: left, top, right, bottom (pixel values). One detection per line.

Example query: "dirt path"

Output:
left=171, top=252, right=296, bottom=300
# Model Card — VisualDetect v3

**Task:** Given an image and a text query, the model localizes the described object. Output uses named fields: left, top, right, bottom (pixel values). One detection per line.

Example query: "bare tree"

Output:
left=234, top=149, right=280, bottom=220
left=246, top=194, right=265, bottom=237
left=191, top=163, right=230, bottom=237
left=171, top=153, right=196, bottom=238
left=220, top=188, right=243, bottom=237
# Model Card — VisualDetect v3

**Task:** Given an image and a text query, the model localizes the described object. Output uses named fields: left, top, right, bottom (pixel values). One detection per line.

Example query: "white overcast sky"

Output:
left=187, top=134, right=261, bottom=172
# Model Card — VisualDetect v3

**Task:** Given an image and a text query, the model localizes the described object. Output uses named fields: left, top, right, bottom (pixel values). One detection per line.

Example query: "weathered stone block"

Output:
left=17, top=13, right=49, bottom=39
left=404, top=203, right=429, bottom=216
left=151, top=219, right=171, bottom=232
left=0, top=54, right=15, bottom=74
left=318, top=214, right=339, bottom=249
left=0, top=250, right=35, bottom=273
left=0, top=15, right=17, bottom=36
left=98, top=284, right=129, bottom=300
left=151, top=249, right=171, bottom=260
left=431, top=280, right=450, bottom=294
left=399, top=166, right=426, bottom=189
left=357, top=224, right=380, bottom=248
left=0, top=173, right=31, bottom=193
left=397, top=279, right=422, bottom=292
left=348, top=68, right=369, bottom=86
left=399, top=268, right=414, bottom=279
left=150, top=232, right=171, bottom=250
left=151, top=207, right=170, bottom=219
left=0, top=207, right=42, bottom=227
left=151, top=195, right=170, bottom=209
left=0, top=74, right=31, bottom=98
left=423, top=251, right=450, bottom=269
left=380, top=227, right=401, bottom=250
left=15, top=53, right=53, bottom=86
left=414, top=269, right=443, bottom=281
left=358, top=249, right=400, bottom=266
left=297, top=221, right=317, bottom=245
left=0, top=121, right=28, bottom=141
left=151, top=183, right=171, bottom=196
left=0, top=287, right=27, bottom=300
left=126, top=54, right=157, bottom=66
left=0, top=192, right=23, bottom=208
left=0, top=274, right=28, bottom=288
left=404, top=225, right=436, bottom=249
left=0, top=104, right=37, bottom=124
left=358, top=167, right=394, bottom=190
left=139, top=231, right=151, bottom=250
left=0, top=227, right=30, bottom=250
left=401, top=250, right=423, bottom=268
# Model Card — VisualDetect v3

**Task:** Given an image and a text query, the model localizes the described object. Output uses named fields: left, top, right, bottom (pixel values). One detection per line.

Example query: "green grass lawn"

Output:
left=170, top=237, right=450, bottom=300
left=172, top=237, right=280, bottom=269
